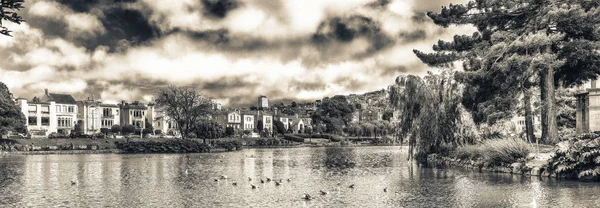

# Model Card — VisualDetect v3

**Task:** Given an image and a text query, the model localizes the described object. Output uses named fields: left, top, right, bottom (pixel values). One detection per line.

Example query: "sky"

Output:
left=0, top=0, right=475, bottom=107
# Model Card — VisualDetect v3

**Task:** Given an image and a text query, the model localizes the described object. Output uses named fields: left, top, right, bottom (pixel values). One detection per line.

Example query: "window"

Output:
left=66, top=106, right=73, bottom=113
left=41, top=106, right=49, bottom=113
left=41, top=117, right=50, bottom=126
left=28, top=117, right=37, bottom=125
left=63, top=106, right=66, bottom=112
left=56, top=105, right=61, bottom=112
left=28, top=105, right=37, bottom=113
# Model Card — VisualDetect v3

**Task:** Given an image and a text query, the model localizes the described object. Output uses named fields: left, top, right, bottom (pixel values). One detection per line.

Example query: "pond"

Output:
left=0, top=146, right=598, bottom=207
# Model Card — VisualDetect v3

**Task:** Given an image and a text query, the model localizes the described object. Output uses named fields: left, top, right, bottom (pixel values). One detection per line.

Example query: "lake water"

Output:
left=0, top=146, right=599, bottom=207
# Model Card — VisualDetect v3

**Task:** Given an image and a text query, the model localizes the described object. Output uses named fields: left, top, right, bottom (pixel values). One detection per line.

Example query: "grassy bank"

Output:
left=453, top=138, right=532, bottom=166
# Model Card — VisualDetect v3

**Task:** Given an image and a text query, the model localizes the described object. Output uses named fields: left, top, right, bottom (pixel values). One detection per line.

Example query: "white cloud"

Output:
left=64, top=13, right=106, bottom=36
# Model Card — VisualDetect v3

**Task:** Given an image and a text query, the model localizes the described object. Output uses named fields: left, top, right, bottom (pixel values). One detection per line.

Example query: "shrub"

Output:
left=100, top=128, right=110, bottom=135
left=142, top=128, right=153, bottom=134
left=546, top=133, right=600, bottom=181
left=155, top=130, right=163, bottom=135
left=283, top=134, right=305, bottom=143
left=115, top=140, right=211, bottom=153
left=453, top=138, right=531, bottom=166
left=121, top=125, right=135, bottom=135
left=111, top=125, right=122, bottom=134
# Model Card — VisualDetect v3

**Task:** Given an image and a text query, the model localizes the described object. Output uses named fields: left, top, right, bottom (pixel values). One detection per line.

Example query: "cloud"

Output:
left=0, top=0, right=478, bottom=108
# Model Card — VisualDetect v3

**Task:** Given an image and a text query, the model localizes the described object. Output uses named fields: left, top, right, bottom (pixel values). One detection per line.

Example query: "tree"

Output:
left=142, top=128, right=153, bottom=135
left=73, top=120, right=84, bottom=135
left=273, top=120, right=286, bottom=135
left=111, top=125, right=122, bottom=135
left=250, top=106, right=257, bottom=110
left=225, top=126, right=235, bottom=137
left=0, top=0, right=25, bottom=36
left=192, top=121, right=225, bottom=143
left=121, top=124, right=136, bottom=135
left=257, top=120, right=264, bottom=131
left=154, top=86, right=213, bottom=139
left=291, top=101, right=298, bottom=108
left=415, top=1, right=600, bottom=144
left=100, top=128, right=110, bottom=135
left=144, top=118, right=153, bottom=131
left=0, top=81, right=26, bottom=136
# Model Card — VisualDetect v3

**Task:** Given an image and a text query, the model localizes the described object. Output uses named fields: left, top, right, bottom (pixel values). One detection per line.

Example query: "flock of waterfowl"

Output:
left=212, top=174, right=387, bottom=201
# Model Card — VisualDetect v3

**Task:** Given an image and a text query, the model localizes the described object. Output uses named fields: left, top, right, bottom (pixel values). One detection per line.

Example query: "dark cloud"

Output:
left=202, top=76, right=259, bottom=91
left=311, top=15, right=394, bottom=58
left=95, top=8, right=160, bottom=51
left=201, top=0, right=241, bottom=19
left=55, top=0, right=137, bottom=13
left=411, top=12, right=429, bottom=23
left=367, top=0, right=391, bottom=9
left=399, top=29, right=427, bottom=42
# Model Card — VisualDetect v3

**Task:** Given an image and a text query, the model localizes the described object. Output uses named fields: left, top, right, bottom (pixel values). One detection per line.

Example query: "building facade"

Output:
left=258, top=95, right=268, bottom=108
left=119, top=101, right=148, bottom=130
left=15, top=89, right=78, bottom=137
left=227, top=111, right=242, bottom=129
left=242, top=114, right=255, bottom=130
left=576, top=78, right=600, bottom=134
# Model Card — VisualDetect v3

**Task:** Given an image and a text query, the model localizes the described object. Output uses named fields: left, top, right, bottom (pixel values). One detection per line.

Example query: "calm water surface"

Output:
left=0, top=146, right=598, bottom=207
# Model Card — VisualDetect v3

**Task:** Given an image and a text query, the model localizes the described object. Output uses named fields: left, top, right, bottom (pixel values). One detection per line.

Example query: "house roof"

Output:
left=45, top=93, right=77, bottom=104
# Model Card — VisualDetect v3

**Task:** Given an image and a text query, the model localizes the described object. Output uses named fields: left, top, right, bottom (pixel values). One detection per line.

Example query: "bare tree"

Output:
left=154, top=85, right=213, bottom=139
left=1, top=0, right=25, bottom=36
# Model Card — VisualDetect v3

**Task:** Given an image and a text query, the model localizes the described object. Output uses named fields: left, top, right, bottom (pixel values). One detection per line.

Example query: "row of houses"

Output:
left=211, top=109, right=313, bottom=134
left=16, top=89, right=181, bottom=137
left=15, top=90, right=313, bottom=137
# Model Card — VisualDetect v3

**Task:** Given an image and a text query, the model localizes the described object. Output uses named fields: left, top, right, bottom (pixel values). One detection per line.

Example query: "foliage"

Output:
left=144, top=118, right=153, bottom=131
left=115, top=140, right=211, bottom=153
left=545, top=133, right=600, bottom=181
left=154, top=130, right=163, bottom=135
left=254, top=138, right=293, bottom=146
left=0, top=0, right=25, bottom=36
left=142, top=128, right=153, bottom=135
left=416, top=0, right=600, bottom=143
left=225, top=126, right=235, bottom=136
left=74, top=120, right=84, bottom=134
left=389, top=72, right=467, bottom=161
left=192, top=121, right=225, bottom=142
left=111, top=125, right=122, bottom=134
left=273, top=120, right=286, bottom=135
left=0, top=81, right=26, bottom=135
left=556, top=88, right=576, bottom=137
left=100, top=128, right=110, bottom=135
left=121, top=124, right=136, bottom=135
left=154, top=85, right=213, bottom=139
left=214, top=140, right=243, bottom=151
left=282, top=134, right=305, bottom=143
left=312, top=95, right=355, bottom=134
left=382, top=110, right=393, bottom=121
left=257, top=120, right=263, bottom=131
left=453, top=138, right=531, bottom=167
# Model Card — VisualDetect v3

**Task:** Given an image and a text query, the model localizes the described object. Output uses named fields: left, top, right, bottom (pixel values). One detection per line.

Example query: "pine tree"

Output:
left=414, top=1, right=600, bottom=143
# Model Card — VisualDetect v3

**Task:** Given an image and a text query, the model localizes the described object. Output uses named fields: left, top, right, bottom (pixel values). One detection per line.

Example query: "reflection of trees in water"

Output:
left=0, top=157, right=25, bottom=205
left=323, top=148, right=357, bottom=173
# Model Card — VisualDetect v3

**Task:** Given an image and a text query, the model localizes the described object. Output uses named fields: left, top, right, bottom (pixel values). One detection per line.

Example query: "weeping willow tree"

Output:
left=389, top=71, right=472, bottom=161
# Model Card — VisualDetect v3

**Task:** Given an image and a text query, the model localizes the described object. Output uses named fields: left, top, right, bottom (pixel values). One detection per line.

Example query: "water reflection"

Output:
left=0, top=146, right=599, bottom=207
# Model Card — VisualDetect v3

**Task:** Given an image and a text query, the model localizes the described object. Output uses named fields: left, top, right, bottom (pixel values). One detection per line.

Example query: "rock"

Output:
left=511, top=162, right=524, bottom=173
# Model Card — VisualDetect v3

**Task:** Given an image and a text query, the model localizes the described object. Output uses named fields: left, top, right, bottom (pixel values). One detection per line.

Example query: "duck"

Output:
left=260, top=179, right=265, bottom=183
left=302, top=193, right=312, bottom=200
left=320, top=190, right=328, bottom=195
left=275, top=181, right=281, bottom=186
left=349, top=184, right=355, bottom=188
left=336, top=182, right=341, bottom=186
left=384, top=187, right=388, bottom=192
left=248, top=177, right=252, bottom=181
left=232, top=182, right=238, bottom=186
left=251, top=184, right=257, bottom=189
left=266, top=177, right=271, bottom=182
left=70, top=181, right=77, bottom=185
left=287, top=178, right=291, bottom=182
left=220, top=175, right=228, bottom=179
left=214, top=179, right=219, bottom=182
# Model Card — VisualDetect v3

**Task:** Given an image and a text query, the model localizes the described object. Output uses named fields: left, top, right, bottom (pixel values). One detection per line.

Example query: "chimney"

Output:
left=44, top=88, right=48, bottom=96
left=121, top=100, right=125, bottom=105
left=87, top=97, right=90, bottom=101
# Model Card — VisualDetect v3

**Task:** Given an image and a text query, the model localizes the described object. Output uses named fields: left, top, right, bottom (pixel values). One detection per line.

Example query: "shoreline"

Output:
left=426, top=153, right=559, bottom=180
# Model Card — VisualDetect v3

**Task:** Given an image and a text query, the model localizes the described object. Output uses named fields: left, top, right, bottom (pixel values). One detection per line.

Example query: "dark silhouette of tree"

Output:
left=0, top=81, right=26, bottom=135
left=155, top=85, right=213, bottom=139
left=257, top=120, right=263, bottom=131
left=0, top=0, right=25, bottom=36
left=111, top=125, right=122, bottom=134
left=273, top=120, right=286, bottom=135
